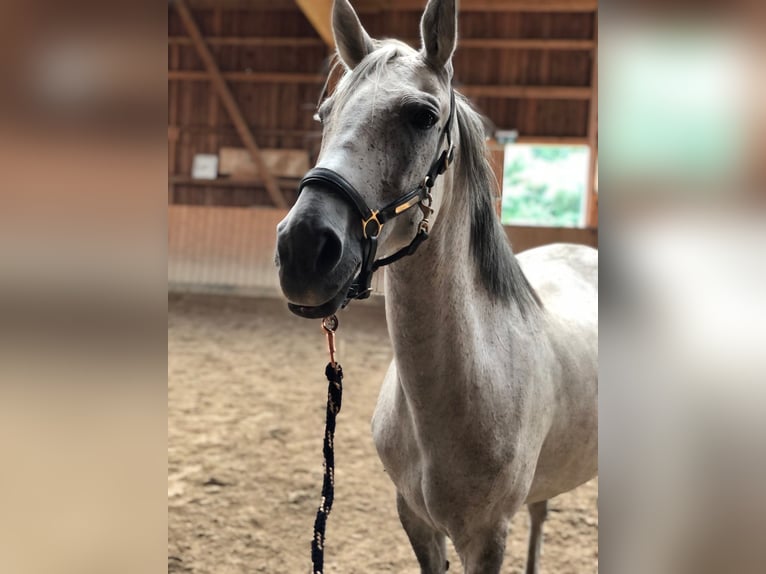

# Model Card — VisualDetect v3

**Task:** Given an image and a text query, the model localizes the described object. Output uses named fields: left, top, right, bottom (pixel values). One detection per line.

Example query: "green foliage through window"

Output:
left=501, top=145, right=589, bottom=228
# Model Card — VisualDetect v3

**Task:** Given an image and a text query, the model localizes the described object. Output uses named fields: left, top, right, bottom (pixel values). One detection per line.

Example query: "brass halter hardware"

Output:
left=418, top=190, right=434, bottom=234
left=362, top=211, right=383, bottom=239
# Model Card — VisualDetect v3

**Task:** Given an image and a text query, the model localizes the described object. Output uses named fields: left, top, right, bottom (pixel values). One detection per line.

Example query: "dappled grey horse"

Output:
left=276, top=0, right=598, bottom=572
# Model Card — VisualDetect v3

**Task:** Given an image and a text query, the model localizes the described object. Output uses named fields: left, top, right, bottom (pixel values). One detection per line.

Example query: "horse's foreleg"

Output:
left=397, top=492, right=448, bottom=574
left=457, top=522, right=509, bottom=574
left=525, top=500, right=548, bottom=574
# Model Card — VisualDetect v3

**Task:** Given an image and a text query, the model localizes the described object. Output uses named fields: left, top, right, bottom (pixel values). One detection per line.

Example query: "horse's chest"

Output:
left=372, top=383, right=526, bottom=529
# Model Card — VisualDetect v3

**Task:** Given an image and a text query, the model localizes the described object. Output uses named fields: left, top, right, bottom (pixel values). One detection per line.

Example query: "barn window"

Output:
left=501, top=144, right=590, bottom=228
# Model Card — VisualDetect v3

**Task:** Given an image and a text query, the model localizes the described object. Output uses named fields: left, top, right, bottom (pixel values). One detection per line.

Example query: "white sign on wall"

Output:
left=191, top=154, right=219, bottom=180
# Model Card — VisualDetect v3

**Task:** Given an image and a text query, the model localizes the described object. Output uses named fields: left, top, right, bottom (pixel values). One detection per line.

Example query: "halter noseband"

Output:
left=297, top=89, right=457, bottom=306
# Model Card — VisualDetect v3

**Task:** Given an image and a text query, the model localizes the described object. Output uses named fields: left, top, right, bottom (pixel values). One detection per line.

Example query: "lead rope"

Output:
left=311, top=315, right=343, bottom=574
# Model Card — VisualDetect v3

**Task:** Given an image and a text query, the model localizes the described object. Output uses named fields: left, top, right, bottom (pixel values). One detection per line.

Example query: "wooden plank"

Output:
left=355, top=0, right=598, bottom=12
left=169, top=44, right=180, bottom=177
left=168, top=70, right=325, bottom=84
left=515, top=136, right=589, bottom=145
left=168, top=36, right=594, bottom=51
left=295, top=0, right=334, bottom=48
left=171, top=125, right=323, bottom=140
left=486, top=139, right=505, bottom=217
left=187, top=0, right=296, bottom=9
left=185, top=0, right=597, bottom=11
left=168, top=36, right=325, bottom=47
left=585, top=14, right=598, bottom=228
left=219, top=147, right=310, bottom=179
left=460, top=85, right=592, bottom=100
left=173, top=0, right=287, bottom=208
left=170, top=175, right=300, bottom=188
left=207, top=6, right=223, bottom=152
left=504, top=224, right=597, bottom=253
left=460, top=38, right=595, bottom=50
left=168, top=126, right=181, bottom=177
left=169, top=71, right=590, bottom=101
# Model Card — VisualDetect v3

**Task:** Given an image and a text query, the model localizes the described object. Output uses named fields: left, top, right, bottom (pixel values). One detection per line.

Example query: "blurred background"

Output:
left=0, top=0, right=764, bottom=572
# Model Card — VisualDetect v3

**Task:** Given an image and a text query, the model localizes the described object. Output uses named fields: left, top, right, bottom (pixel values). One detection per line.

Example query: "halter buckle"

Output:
left=362, top=211, right=383, bottom=239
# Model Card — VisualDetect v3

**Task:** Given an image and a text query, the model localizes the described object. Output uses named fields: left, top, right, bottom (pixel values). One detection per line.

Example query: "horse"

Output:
left=275, top=0, right=598, bottom=571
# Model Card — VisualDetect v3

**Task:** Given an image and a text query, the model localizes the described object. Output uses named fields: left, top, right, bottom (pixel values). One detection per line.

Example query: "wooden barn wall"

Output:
left=168, top=5, right=595, bottom=208
left=168, top=4, right=596, bottom=294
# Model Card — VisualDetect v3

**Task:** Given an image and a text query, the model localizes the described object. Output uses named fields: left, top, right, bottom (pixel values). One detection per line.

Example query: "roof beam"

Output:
left=172, top=0, right=288, bottom=208
left=183, top=0, right=598, bottom=12
left=459, top=38, right=594, bottom=50
left=168, top=70, right=325, bottom=83
left=294, top=0, right=335, bottom=48
left=355, top=0, right=598, bottom=12
left=460, top=85, right=592, bottom=100
left=168, top=36, right=594, bottom=51
left=169, top=70, right=592, bottom=101
left=168, top=36, right=325, bottom=47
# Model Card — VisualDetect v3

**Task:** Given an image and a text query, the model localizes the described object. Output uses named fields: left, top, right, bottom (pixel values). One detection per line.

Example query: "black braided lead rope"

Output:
left=310, top=361, right=343, bottom=574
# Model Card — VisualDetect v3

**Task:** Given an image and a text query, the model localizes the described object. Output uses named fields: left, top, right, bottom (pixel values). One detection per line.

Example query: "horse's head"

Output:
left=276, top=0, right=458, bottom=318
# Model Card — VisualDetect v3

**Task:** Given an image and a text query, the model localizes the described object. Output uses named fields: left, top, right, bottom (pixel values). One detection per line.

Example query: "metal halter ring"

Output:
left=362, top=211, right=383, bottom=239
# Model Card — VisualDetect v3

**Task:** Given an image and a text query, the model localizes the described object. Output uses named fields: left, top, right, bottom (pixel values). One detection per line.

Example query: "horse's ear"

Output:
left=420, top=0, right=457, bottom=71
left=332, top=0, right=374, bottom=70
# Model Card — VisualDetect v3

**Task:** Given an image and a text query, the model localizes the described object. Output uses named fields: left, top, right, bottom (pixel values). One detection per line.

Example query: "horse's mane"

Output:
left=324, top=43, right=542, bottom=314
left=454, top=95, right=542, bottom=315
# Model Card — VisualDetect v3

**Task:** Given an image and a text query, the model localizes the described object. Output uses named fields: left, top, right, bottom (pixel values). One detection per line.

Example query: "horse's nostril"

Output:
left=315, top=229, right=343, bottom=274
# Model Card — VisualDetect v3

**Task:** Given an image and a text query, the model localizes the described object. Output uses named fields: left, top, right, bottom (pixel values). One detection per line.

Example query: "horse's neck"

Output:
left=383, top=177, right=529, bottom=398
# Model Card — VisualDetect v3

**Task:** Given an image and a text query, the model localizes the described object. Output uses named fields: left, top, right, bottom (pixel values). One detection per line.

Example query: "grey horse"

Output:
left=276, top=1, right=598, bottom=571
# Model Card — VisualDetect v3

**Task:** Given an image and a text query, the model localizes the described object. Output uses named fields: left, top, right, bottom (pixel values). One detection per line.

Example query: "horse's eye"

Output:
left=411, top=109, right=438, bottom=130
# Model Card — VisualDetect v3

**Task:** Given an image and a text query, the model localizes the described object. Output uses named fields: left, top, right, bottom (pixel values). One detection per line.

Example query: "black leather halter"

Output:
left=297, top=89, right=456, bottom=306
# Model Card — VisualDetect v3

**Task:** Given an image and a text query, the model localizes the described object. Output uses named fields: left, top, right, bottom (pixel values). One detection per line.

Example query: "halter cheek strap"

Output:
left=298, top=89, right=456, bottom=305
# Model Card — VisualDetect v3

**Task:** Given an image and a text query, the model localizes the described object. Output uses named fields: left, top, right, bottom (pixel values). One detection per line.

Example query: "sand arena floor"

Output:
left=168, top=294, right=597, bottom=573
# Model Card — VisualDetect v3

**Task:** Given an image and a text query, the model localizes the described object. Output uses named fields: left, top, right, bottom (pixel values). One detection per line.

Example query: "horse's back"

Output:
left=517, top=242, right=597, bottom=328
left=517, top=242, right=597, bottom=298
left=516, top=243, right=598, bottom=500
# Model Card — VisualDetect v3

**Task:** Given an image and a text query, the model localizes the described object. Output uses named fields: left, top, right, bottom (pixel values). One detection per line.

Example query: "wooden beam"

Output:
left=170, top=125, right=322, bottom=139
left=355, top=0, right=598, bottom=12
left=168, top=70, right=325, bottom=84
left=207, top=6, right=223, bottom=152
left=515, top=136, right=589, bottom=145
left=168, top=36, right=325, bottom=47
left=170, top=175, right=300, bottom=189
left=585, top=15, right=598, bottom=228
left=294, top=0, right=334, bottom=48
left=169, top=44, right=180, bottom=177
left=460, top=85, right=592, bottom=100
left=169, top=71, right=590, bottom=101
left=460, top=38, right=594, bottom=51
left=186, top=0, right=296, bottom=9
left=173, top=0, right=287, bottom=208
left=168, top=36, right=594, bottom=51
left=185, top=0, right=597, bottom=11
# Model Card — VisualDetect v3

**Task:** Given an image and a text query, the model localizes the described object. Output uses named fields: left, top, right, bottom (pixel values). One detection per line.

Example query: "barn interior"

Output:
left=168, top=2, right=599, bottom=572
left=168, top=0, right=598, bottom=294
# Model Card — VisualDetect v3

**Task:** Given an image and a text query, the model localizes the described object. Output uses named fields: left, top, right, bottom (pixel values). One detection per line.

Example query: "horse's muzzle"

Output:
left=276, top=191, right=359, bottom=317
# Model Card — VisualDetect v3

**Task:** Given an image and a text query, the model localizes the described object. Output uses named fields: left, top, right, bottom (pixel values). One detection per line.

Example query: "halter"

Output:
left=297, top=88, right=457, bottom=306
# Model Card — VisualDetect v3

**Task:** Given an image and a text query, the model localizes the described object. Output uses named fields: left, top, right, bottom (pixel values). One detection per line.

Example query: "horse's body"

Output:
left=276, top=1, right=597, bottom=571
left=374, top=242, right=597, bottom=570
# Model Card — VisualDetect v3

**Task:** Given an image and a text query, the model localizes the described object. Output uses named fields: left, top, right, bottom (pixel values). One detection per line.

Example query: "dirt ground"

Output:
left=168, top=294, right=598, bottom=573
